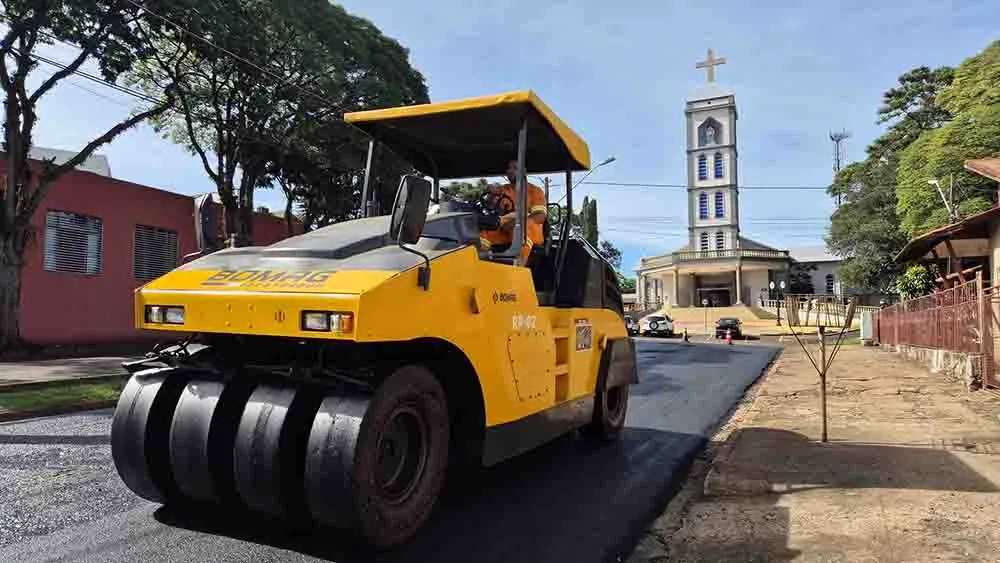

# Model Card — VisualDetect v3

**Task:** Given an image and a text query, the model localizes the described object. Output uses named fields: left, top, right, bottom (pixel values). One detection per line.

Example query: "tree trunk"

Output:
left=0, top=251, right=23, bottom=352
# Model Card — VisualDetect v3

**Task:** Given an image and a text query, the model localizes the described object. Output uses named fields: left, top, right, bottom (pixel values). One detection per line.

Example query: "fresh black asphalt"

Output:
left=0, top=339, right=779, bottom=563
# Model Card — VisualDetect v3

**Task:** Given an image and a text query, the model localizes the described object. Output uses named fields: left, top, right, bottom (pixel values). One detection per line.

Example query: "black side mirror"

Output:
left=390, top=175, right=432, bottom=244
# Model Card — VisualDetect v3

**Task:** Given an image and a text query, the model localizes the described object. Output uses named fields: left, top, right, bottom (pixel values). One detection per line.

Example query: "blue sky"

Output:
left=24, top=0, right=1000, bottom=273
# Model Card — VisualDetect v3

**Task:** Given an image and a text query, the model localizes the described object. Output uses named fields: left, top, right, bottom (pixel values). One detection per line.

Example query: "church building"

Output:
left=635, top=49, right=795, bottom=309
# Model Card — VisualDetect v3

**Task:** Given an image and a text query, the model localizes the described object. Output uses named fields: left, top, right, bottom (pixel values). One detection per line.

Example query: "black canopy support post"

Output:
left=554, top=169, right=573, bottom=299
left=543, top=176, right=552, bottom=257
left=433, top=177, right=440, bottom=204
left=507, top=118, right=529, bottom=265
left=361, top=140, right=376, bottom=218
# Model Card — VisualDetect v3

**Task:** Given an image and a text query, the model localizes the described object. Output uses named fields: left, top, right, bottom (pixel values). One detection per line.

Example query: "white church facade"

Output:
left=635, top=50, right=840, bottom=310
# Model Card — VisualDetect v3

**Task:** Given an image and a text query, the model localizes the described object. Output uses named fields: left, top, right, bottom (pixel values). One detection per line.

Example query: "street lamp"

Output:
left=554, top=155, right=616, bottom=205
left=928, top=176, right=959, bottom=223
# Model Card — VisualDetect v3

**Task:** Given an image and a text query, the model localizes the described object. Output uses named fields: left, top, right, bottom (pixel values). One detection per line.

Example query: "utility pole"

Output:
left=830, top=130, right=851, bottom=207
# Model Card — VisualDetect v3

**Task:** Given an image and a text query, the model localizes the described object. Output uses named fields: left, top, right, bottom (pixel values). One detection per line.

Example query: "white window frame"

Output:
left=43, top=210, right=103, bottom=275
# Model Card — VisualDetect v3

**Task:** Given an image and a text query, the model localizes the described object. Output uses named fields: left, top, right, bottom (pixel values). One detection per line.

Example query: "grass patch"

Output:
left=0, top=380, right=123, bottom=413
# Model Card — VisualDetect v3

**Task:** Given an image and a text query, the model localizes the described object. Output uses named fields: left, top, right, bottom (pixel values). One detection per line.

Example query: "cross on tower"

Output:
left=695, top=48, right=727, bottom=83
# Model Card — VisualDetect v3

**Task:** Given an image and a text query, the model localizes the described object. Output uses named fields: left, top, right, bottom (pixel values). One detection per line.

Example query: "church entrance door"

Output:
left=696, top=287, right=731, bottom=307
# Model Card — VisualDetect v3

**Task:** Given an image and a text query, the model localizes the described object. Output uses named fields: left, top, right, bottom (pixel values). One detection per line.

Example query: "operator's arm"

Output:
left=498, top=183, right=547, bottom=229
left=527, top=184, right=547, bottom=224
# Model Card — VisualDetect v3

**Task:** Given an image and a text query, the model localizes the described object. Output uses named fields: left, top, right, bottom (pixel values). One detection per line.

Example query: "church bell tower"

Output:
left=686, top=48, right=740, bottom=253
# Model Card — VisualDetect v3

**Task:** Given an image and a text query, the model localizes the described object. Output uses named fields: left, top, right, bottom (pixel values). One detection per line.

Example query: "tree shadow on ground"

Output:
left=154, top=427, right=706, bottom=563
left=657, top=427, right=999, bottom=563
left=723, top=427, right=998, bottom=493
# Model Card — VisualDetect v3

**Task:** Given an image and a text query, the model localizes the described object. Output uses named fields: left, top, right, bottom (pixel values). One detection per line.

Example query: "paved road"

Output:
left=0, top=340, right=779, bottom=563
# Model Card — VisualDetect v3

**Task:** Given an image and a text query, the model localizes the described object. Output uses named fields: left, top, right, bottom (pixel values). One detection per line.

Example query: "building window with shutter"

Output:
left=714, top=152, right=724, bottom=179
left=700, top=232, right=709, bottom=251
left=697, top=154, right=707, bottom=180
left=44, top=211, right=103, bottom=275
left=826, top=273, right=835, bottom=294
left=715, top=231, right=725, bottom=249
left=134, top=225, right=179, bottom=282
left=698, top=192, right=708, bottom=219
left=714, top=191, right=724, bottom=218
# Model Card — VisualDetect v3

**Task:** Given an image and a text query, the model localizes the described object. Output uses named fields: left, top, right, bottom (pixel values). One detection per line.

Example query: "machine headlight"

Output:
left=164, top=307, right=185, bottom=325
left=302, top=312, right=330, bottom=331
left=301, top=311, right=354, bottom=334
left=145, top=305, right=185, bottom=325
left=146, top=306, right=164, bottom=324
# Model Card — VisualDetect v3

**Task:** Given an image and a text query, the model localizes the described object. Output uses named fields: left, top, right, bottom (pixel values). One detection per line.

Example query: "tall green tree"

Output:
left=579, top=196, right=598, bottom=246
left=896, top=41, right=1000, bottom=236
left=0, top=0, right=183, bottom=350
left=826, top=62, right=956, bottom=293
left=441, top=178, right=494, bottom=203
left=827, top=158, right=910, bottom=293
left=788, top=261, right=817, bottom=294
left=132, top=0, right=427, bottom=244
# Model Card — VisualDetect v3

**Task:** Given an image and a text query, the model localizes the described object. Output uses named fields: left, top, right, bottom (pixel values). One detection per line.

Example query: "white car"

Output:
left=639, top=314, right=674, bottom=337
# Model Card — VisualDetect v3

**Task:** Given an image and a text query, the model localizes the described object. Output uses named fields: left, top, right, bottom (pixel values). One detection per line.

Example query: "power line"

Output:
left=119, top=0, right=344, bottom=113
left=7, top=46, right=165, bottom=105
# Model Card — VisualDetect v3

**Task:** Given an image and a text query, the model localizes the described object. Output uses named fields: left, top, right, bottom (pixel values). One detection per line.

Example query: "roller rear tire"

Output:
left=583, top=379, right=629, bottom=442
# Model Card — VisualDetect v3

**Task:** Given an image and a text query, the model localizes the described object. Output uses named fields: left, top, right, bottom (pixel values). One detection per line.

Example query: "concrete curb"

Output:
left=0, top=399, right=118, bottom=423
left=0, top=373, right=126, bottom=392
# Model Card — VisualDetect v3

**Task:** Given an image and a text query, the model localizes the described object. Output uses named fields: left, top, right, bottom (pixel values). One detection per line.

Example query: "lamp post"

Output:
left=928, top=176, right=959, bottom=223
left=554, top=155, right=616, bottom=206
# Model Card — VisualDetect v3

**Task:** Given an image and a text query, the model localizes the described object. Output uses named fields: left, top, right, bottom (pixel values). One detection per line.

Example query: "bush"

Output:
left=896, top=264, right=935, bottom=299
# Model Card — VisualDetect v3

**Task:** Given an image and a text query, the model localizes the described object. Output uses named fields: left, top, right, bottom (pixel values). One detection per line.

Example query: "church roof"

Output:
left=738, top=236, right=783, bottom=252
left=788, top=245, right=840, bottom=263
left=686, top=82, right=734, bottom=102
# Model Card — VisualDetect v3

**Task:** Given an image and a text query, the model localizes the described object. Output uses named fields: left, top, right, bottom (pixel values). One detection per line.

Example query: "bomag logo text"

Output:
left=493, top=291, right=517, bottom=304
left=201, top=270, right=336, bottom=289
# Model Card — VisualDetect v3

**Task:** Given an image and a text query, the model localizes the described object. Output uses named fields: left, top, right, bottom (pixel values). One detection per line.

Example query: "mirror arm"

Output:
left=398, top=241, right=431, bottom=290
left=361, top=140, right=376, bottom=218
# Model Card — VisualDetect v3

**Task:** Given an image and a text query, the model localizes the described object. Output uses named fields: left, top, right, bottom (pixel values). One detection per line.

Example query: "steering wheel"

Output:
left=473, top=189, right=515, bottom=231
left=478, top=189, right=515, bottom=215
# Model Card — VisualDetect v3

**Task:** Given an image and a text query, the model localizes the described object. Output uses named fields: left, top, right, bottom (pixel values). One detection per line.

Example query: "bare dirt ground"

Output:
left=627, top=340, right=1000, bottom=563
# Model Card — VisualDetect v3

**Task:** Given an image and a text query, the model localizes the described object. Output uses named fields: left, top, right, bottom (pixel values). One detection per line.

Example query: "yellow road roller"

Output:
left=111, top=90, right=638, bottom=548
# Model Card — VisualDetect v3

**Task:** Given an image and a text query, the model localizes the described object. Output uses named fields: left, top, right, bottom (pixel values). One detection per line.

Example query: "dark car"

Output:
left=715, top=317, right=743, bottom=339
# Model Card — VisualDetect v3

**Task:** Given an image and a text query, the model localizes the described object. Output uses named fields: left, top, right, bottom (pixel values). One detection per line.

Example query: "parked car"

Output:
left=715, top=317, right=743, bottom=339
left=640, top=314, right=674, bottom=337
left=625, top=315, right=639, bottom=336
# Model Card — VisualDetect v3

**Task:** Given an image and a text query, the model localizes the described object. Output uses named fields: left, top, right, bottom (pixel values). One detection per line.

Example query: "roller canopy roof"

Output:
left=344, top=90, right=591, bottom=179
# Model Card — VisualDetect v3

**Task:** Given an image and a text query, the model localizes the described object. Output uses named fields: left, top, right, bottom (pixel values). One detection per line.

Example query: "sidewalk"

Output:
left=0, top=357, right=131, bottom=388
left=629, top=343, right=1000, bottom=562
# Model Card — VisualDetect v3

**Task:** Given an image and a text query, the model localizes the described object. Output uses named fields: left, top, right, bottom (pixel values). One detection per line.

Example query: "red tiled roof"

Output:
left=894, top=205, right=1000, bottom=263
left=965, top=158, right=1000, bottom=183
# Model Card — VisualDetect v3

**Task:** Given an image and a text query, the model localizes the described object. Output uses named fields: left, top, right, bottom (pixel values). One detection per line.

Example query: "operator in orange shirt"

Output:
left=479, top=159, right=548, bottom=264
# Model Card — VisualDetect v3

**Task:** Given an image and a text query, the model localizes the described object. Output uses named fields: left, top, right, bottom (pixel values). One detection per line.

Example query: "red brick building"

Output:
left=8, top=150, right=298, bottom=346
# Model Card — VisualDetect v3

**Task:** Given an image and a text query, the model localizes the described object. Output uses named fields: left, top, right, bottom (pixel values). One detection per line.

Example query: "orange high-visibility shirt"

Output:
left=480, top=182, right=547, bottom=249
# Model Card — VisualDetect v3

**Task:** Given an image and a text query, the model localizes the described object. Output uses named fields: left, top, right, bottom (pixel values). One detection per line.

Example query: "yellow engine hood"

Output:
left=141, top=268, right=397, bottom=295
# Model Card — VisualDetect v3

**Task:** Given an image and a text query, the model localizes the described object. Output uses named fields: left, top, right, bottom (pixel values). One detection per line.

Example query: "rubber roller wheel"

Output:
left=582, top=378, right=630, bottom=442
left=305, top=365, right=450, bottom=549
left=167, top=379, right=252, bottom=504
left=233, top=384, right=319, bottom=518
left=110, top=368, right=189, bottom=503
